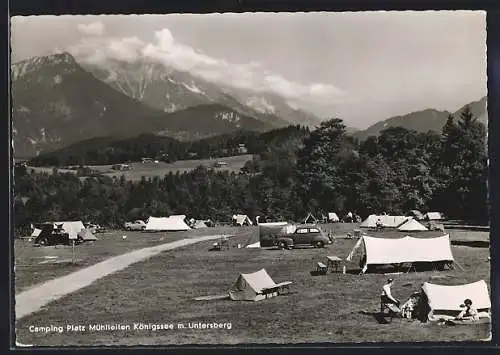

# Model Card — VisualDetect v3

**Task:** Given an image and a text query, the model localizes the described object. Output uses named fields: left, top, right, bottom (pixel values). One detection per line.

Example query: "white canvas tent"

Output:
left=328, top=212, right=340, bottom=222
left=77, top=228, right=97, bottom=241
left=347, top=234, right=454, bottom=273
left=192, top=220, right=208, bottom=229
left=246, top=241, right=261, bottom=248
left=145, top=215, right=191, bottom=231
left=54, top=221, right=85, bottom=239
left=232, top=214, right=253, bottom=226
left=30, top=228, right=42, bottom=237
left=421, top=280, right=491, bottom=321
left=228, top=269, right=291, bottom=301
left=425, top=212, right=444, bottom=221
left=398, top=219, right=429, bottom=232
left=303, top=213, right=318, bottom=224
left=359, top=215, right=409, bottom=228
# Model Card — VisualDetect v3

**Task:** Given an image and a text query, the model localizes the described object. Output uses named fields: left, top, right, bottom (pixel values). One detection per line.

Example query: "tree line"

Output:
left=13, top=106, right=488, bottom=233
left=28, top=126, right=311, bottom=166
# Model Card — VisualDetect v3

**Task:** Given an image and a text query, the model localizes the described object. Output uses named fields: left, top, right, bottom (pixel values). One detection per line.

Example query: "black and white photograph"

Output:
left=10, top=11, right=490, bottom=346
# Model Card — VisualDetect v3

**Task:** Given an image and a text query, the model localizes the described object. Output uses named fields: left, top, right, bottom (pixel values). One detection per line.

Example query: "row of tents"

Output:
left=30, top=221, right=98, bottom=241
left=359, top=214, right=445, bottom=231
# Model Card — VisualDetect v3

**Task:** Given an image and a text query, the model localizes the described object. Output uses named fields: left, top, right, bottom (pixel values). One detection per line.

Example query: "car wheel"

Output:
left=315, top=241, right=324, bottom=248
left=278, top=241, right=287, bottom=250
left=39, top=237, right=48, bottom=246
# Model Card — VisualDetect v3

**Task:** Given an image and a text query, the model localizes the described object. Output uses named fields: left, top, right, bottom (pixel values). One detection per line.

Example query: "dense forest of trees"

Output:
left=14, top=106, right=488, bottom=232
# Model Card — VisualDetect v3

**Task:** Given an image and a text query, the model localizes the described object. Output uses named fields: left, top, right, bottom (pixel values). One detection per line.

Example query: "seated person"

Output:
left=455, top=299, right=479, bottom=321
left=381, top=278, right=400, bottom=309
left=400, top=292, right=420, bottom=319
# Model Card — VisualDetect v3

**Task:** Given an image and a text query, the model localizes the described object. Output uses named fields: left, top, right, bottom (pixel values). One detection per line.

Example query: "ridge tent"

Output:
left=246, top=241, right=261, bottom=248
left=303, top=213, right=318, bottom=224
left=53, top=221, right=85, bottom=239
left=346, top=234, right=454, bottom=273
left=398, top=219, right=429, bottom=232
left=421, top=280, right=491, bottom=321
left=328, top=212, right=340, bottom=223
left=228, top=269, right=292, bottom=301
left=192, top=220, right=208, bottom=229
left=359, top=215, right=410, bottom=228
left=145, top=216, right=191, bottom=231
left=232, top=214, right=253, bottom=226
left=77, top=228, right=97, bottom=241
left=425, top=212, right=444, bottom=221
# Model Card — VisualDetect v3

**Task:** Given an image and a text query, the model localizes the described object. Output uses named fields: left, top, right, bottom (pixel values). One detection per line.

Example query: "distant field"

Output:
left=26, top=154, right=254, bottom=181
left=15, top=224, right=490, bottom=345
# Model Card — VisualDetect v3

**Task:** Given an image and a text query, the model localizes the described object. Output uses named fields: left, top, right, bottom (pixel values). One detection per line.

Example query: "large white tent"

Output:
left=421, top=280, right=491, bottom=321
left=145, top=216, right=191, bottom=231
left=398, top=219, right=429, bottom=232
left=359, top=215, right=409, bottom=228
left=347, top=234, right=454, bottom=273
left=54, top=221, right=85, bottom=239
left=228, top=269, right=291, bottom=301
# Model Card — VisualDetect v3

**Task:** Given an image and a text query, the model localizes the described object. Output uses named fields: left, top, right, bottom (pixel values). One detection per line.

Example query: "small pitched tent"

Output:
left=347, top=235, right=454, bottom=273
left=232, top=214, right=253, bottom=226
left=246, top=241, right=261, bottom=248
left=303, top=213, right=318, bottom=224
left=421, top=280, right=491, bottom=321
left=398, top=219, right=429, bottom=232
left=145, top=216, right=191, bottom=231
left=359, top=215, right=409, bottom=228
left=328, top=212, right=340, bottom=223
left=425, top=212, right=444, bottom=221
left=228, top=269, right=291, bottom=301
left=54, top=221, right=85, bottom=239
left=77, top=228, right=97, bottom=241
left=192, top=220, right=208, bottom=229
left=30, top=228, right=42, bottom=237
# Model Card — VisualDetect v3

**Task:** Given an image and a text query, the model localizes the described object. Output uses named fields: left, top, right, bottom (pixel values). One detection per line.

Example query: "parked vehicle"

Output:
left=259, top=224, right=332, bottom=249
left=33, top=223, right=83, bottom=246
left=124, top=220, right=146, bottom=231
left=85, top=223, right=106, bottom=233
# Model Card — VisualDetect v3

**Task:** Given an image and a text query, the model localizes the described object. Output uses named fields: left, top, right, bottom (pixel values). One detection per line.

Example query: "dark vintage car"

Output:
left=260, top=224, right=332, bottom=249
left=33, top=223, right=85, bottom=246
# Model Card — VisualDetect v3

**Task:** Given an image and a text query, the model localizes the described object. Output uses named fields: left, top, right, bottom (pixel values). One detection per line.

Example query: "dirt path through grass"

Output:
left=15, top=234, right=230, bottom=321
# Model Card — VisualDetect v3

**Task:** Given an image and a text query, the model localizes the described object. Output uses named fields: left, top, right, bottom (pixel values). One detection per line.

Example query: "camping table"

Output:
left=327, top=256, right=343, bottom=273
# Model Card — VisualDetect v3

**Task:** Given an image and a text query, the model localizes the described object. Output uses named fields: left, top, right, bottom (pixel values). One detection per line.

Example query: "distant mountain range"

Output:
left=353, top=96, right=487, bottom=141
left=11, top=52, right=487, bottom=158
left=11, top=53, right=288, bottom=157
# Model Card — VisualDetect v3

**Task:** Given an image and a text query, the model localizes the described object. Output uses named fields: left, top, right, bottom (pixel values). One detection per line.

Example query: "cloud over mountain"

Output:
left=67, top=27, right=348, bottom=110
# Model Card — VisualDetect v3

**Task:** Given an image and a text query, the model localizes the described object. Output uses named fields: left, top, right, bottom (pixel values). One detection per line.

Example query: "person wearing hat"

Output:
left=381, top=278, right=400, bottom=308
left=455, top=299, right=479, bottom=321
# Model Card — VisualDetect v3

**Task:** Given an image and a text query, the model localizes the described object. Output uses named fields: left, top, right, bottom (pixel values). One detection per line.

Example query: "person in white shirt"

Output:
left=381, top=278, right=400, bottom=308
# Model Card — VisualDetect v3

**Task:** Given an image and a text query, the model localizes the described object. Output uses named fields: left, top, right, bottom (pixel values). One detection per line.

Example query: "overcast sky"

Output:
left=10, top=12, right=486, bottom=128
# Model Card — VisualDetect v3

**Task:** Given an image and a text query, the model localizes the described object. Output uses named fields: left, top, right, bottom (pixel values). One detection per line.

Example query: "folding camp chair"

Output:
left=380, top=296, right=402, bottom=324
left=315, top=262, right=328, bottom=275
